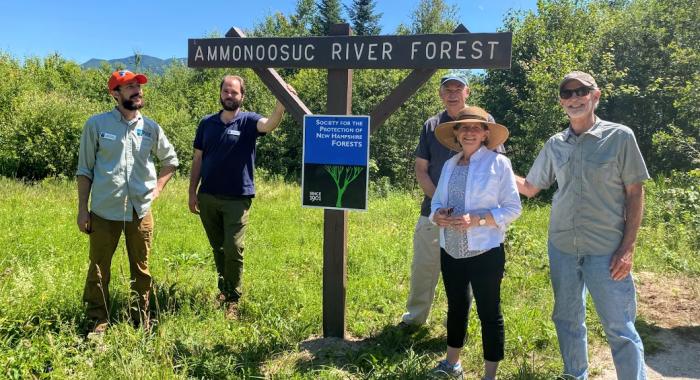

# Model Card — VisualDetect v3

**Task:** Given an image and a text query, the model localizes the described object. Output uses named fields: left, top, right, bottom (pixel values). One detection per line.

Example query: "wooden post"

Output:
left=322, top=23, right=352, bottom=339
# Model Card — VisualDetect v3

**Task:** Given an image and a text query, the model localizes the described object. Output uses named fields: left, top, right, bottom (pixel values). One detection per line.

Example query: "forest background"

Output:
left=0, top=0, right=698, bottom=378
left=0, top=0, right=698, bottom=185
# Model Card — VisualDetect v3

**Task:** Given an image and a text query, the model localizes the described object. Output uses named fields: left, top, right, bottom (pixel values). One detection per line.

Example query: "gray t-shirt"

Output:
left=526, top=118, right=650, bottom=255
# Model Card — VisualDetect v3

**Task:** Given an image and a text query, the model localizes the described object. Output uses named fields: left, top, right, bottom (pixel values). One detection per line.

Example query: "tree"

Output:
left=291, top=0, right=317, bottom=35
left=345, top=0, right=382, bottom=36
left=399, top=0, right=459, bottom=34
left=251, top=12, right=295, bottom=37
left=311, top=0, right=345, bottom=35
left=590, top=0, right=700, bottom=174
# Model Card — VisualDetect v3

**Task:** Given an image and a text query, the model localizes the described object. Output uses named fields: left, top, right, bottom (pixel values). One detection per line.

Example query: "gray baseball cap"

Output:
left=559, top=71, right=598, bottom=90
left=440, top=72, right=468, bottom=87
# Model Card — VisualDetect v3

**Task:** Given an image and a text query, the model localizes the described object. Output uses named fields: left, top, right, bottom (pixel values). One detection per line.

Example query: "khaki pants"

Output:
left=197, top=193, right=250, bottom=303
left=83, top=210, right=153, bottom=325
left=402, top=216, right=442, bottom=325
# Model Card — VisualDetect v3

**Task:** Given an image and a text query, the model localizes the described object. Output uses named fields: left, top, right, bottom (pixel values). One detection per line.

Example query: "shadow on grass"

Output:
left=82, top=279, right=215, bottom=333
left=290, top=323, right=443, bottom=379
left=0, top=278, right=218, bottom=342
left=289, top=324, right=562, bottom=379
left=635, top=318, right=664, bottom=355
left=639, top=320, right=700, bottom=379
left=171, top=339, right=284, bottom=379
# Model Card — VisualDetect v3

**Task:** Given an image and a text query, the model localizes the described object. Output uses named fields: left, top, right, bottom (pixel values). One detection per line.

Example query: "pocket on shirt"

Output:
left=136, top=137, right=154, bottom=158
left=584, top=158, right=619, bottom=185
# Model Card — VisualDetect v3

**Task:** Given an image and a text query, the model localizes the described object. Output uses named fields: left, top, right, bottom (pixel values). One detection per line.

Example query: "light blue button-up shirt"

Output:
left=430, top=146, right=522, bottom=252
left=76, top=108, right=179, bottom=221
left=525, top=118, right=650, bottom=255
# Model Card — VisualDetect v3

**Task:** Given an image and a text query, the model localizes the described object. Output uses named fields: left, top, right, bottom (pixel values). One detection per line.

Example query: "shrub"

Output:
left=2, top=92, right=102, bottom=179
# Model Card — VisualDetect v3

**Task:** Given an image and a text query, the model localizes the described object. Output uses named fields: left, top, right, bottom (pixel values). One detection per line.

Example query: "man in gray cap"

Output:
left=399, top=72, right=493, bottom=329
left=516, top=71, right=648, bottom=379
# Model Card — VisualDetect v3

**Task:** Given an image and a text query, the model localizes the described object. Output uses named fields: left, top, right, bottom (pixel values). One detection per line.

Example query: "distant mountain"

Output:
left=81, top=55, right=186, bottom=75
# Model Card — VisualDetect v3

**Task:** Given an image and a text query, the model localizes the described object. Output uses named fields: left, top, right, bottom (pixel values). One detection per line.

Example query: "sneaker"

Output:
left=225, top=302, right=239, bottom=320
left=431, top=359, right=464, bottom=379
left=397, top=321, right=420, bottom=332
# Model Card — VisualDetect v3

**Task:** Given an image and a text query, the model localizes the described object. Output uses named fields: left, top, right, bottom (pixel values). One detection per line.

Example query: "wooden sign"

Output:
left=189, top=33, right=512, bottom=69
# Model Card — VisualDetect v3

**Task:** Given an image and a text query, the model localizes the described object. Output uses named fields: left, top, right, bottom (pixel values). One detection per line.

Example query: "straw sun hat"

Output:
left=434, top=106, right=509, bottom=152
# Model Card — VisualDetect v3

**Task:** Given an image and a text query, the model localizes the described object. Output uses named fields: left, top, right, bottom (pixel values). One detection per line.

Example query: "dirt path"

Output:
left=591, top=271, right=700, bottom=379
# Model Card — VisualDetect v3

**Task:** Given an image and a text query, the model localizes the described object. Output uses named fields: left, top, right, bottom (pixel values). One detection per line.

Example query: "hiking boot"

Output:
left=87, top=320, right=108, bottom=339
left=431, top=359, right=464, bottom=379
left=216, top=292, right=226, bottom=305
left=225, top=302, right=239, bottom=320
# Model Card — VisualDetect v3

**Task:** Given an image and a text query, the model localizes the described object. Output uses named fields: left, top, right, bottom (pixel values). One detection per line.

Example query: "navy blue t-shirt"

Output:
left=415, top=111, right=457, bottom=217
left=193, top=111, right=264, bottom=197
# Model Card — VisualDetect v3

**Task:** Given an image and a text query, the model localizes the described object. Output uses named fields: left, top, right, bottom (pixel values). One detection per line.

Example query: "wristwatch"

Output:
left=478, top=215, right=487, bottom=226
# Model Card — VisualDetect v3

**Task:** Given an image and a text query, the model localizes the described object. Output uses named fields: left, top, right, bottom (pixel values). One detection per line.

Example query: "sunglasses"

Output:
left=559, top=86, right=593, bottom=99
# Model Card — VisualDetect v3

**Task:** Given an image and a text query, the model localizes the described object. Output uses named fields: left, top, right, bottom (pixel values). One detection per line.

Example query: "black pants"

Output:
left=441, top=245, right=505, bottom=362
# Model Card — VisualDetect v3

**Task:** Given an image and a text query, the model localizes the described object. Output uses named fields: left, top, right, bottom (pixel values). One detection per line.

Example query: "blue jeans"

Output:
left=548, top=242, right=646, bottom=380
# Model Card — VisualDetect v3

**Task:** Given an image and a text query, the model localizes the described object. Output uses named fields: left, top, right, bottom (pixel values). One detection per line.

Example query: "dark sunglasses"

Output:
left=559, top=86, right=593, bottom=99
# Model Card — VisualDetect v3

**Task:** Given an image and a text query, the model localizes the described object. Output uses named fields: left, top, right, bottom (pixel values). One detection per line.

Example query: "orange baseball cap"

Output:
left=108, top=70, right=148, bottom=91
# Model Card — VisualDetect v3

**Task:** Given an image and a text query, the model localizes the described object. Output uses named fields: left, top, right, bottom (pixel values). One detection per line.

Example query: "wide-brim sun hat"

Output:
left=435, top=106, right=509, bottom=152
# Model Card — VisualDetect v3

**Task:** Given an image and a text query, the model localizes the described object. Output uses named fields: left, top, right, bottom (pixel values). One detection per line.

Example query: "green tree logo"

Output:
left=324, top=165, right=364, bottom=207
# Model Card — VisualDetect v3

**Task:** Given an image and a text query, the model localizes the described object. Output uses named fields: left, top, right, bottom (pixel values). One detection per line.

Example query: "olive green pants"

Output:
left=83, top=210, right=153, bottom=325
left=197, top=193, right=251, bottom=303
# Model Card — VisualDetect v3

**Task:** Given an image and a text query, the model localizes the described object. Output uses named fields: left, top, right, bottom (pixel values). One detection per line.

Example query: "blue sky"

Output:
left=1, top=0, right=537, bottom=64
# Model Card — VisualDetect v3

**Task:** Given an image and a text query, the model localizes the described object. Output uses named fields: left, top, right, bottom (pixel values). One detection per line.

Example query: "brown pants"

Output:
left=82, top=210, right=153, bottom=325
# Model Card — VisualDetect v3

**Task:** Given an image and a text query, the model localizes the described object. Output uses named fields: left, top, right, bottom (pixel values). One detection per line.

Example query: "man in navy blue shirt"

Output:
left=189, top=75, right=295, bottom=318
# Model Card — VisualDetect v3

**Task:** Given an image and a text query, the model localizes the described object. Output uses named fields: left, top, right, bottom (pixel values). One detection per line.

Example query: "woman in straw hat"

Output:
left=429, top=106, right=522, bottom=380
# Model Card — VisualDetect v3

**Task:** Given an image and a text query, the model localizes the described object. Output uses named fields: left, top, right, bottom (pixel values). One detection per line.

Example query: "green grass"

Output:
left=0, top=176, right=697, bottom=379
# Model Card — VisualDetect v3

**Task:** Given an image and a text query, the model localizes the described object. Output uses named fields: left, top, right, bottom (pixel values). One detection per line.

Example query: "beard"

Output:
left=220, top=97, right=241, bottom=112
left=122, top=94, right=144, bottom=111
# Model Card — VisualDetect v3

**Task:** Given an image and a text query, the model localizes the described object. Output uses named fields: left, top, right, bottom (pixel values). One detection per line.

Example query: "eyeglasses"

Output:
left=559, top=86, right=593, bottom=99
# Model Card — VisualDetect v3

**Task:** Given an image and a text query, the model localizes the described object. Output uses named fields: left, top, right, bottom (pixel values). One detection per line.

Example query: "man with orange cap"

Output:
left=76, top=70, right=179, bottom=335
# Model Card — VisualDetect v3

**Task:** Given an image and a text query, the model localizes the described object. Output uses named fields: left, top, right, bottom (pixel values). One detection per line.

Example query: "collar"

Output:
left=564, top=116, right=602, bottom=141
left=454, top=145, right=490, bottom=163
left=111, top=107, right=141, bottom=126
left=219, top=109, right=242, bottom=125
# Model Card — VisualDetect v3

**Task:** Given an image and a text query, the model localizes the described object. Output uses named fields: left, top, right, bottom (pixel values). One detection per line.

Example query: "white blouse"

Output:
left=429, top=146, right=522, bottom=252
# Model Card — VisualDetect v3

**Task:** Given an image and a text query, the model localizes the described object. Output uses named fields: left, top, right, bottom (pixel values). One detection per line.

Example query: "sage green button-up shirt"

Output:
left=76, top=108, right=179, bottom=222
left=526, top=118, right=649, bottom=255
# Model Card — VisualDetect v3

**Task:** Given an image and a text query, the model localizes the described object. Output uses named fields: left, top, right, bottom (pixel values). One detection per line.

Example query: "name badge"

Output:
left=136, top=128, right=152, bottom=138
left=227, top=130, right=241, bottom=136
left=100, top=132, right=117, bottom=141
